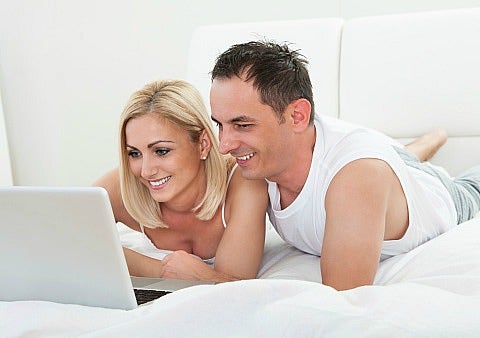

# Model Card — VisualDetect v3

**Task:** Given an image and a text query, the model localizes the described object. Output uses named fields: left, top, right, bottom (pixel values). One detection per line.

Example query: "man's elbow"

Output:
left=322, top=274, right=374, bottom=291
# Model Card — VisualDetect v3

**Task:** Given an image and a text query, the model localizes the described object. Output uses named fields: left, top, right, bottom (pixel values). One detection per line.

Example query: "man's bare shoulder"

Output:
left=326, top=158, right=395, bottom=203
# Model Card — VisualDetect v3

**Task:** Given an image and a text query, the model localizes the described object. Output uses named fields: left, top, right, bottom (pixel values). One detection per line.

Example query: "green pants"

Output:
left=394, top=146, right=480, bottom=224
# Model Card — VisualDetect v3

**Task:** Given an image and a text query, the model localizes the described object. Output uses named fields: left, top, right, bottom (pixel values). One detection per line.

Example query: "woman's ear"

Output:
left=290, top=98, right=311, bottom=132
left=199, top=129, right=212, bottom=160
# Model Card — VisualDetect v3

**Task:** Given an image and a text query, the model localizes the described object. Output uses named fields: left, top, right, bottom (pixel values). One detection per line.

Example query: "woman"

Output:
left=94, top=79, right=268, bottom=283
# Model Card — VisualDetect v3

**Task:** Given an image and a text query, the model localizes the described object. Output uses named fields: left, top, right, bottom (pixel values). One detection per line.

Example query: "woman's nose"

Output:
left=141, top=156, right=158, bottom=178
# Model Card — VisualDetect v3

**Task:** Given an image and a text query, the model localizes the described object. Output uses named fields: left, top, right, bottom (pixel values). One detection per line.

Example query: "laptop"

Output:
left=0, top=186, right=212, bottom=310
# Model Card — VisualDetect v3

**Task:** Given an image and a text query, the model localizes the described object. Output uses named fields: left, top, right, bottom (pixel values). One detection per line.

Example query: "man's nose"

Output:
left=218, top=129, right=237, bottom=155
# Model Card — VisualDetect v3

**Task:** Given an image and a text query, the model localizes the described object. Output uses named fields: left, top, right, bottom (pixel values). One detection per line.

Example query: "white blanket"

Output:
left=2, top=217, right=480, bottom=337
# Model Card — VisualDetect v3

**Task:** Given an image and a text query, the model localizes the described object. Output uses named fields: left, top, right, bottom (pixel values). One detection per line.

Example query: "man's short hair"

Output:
left=211, top=40, right=315, bottom=123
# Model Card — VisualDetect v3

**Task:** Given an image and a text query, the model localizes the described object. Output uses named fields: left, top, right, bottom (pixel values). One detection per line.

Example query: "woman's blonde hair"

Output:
left=119, top=79, right=231, bottom=228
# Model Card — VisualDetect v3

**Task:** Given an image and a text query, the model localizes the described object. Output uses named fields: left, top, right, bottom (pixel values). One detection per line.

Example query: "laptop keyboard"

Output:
left=134, top=288, right=171, bottom=305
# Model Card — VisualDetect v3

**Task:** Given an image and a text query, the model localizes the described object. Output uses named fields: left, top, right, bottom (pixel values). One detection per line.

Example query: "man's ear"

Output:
left=289, top=98, right=311, bottom=131
left=199, top=129, right=212, bottom=160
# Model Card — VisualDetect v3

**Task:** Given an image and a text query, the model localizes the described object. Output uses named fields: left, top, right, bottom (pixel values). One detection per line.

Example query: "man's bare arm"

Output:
left=321, top=159, right=395, bottom=290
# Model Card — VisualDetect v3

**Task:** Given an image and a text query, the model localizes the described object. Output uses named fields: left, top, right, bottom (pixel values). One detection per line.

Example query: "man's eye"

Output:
left=155, top=148, right=170, bottom=156
left=236, top=124, right=252, bottom=129
left=127, top=150, right=141, bottom=158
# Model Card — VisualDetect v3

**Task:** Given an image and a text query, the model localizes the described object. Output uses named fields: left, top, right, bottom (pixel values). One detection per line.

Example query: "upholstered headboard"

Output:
left=187, top=9, right=480, bottom=176
left=340, top=8, right=480, bottom=176
left=186, top=18, right=344, bottom=119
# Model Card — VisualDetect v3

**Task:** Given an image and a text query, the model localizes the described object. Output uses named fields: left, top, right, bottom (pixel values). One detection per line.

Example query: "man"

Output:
left=209, top=40, right=480, bottom=290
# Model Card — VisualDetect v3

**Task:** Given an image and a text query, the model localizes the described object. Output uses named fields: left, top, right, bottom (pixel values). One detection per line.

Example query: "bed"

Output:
left=2, top=216, right=480, bottom=337
left=2, top=8, right=480, bottom=337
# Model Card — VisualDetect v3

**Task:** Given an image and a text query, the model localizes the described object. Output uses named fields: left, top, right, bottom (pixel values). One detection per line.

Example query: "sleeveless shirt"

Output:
left=267, top=116, right=457, bottom=261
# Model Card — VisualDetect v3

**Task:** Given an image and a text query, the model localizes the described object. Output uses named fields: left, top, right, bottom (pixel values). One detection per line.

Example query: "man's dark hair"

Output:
left=211, top=40, right=315, bottom=123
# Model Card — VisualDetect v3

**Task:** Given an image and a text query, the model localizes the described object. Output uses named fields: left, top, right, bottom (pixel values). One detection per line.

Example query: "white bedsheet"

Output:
left=2, top=216, right=480, bottom=337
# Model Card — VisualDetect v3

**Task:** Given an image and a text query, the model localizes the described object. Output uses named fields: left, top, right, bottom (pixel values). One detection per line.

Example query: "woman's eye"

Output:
left=127, top=150, right=141, bottom=158
left=155, top=148, right=170, bottom=156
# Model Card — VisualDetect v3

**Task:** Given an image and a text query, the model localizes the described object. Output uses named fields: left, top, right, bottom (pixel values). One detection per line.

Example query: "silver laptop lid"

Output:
left=0, top=186, right=137, bottom=310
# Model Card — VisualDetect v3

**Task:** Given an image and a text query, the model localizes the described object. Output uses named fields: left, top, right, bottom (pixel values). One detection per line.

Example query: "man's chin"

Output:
left=238, top=167, right=264, bottom=180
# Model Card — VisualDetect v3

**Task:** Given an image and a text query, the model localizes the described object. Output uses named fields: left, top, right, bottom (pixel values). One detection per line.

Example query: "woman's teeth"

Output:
left=150, top=176, right=171, bottom=186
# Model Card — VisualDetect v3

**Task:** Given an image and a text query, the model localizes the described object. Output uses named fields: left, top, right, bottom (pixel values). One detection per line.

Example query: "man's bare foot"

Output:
left=405, top=129, right=448, bottom=162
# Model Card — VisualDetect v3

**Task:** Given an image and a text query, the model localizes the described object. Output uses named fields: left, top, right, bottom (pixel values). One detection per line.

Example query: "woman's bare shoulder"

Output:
left=227, top=165, right=268, bottom=201
left=93, top=167, right=141, bottom=232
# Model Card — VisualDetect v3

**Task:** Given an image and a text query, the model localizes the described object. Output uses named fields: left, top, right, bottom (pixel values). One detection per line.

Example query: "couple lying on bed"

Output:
left=95, top=41, right=480, bottom=291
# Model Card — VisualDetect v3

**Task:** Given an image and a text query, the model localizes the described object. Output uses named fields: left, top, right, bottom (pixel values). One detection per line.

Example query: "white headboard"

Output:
left=186, top=18, right=344, bottom=119
left=340, top=8, right=480, bottom=175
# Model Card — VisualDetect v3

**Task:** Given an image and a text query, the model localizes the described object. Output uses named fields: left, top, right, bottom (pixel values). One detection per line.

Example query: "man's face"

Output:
left=210, top=76, right=294, bottom=181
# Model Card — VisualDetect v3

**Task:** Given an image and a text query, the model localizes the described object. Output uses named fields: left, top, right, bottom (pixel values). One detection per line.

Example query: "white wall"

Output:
left=1, top=0, right=480, bottom=186
left=0, top=91, right=13, bottom=185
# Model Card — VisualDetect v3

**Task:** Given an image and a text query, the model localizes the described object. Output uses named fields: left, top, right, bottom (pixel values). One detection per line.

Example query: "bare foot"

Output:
left=405, top=129, right=448, bottom=162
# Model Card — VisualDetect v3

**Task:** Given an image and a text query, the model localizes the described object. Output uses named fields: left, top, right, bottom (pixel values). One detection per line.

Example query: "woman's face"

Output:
left=125, top=113, right=206, bottom=209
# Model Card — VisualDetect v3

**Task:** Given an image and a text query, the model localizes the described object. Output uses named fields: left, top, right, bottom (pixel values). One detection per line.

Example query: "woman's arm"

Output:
left=124, top=248, right=241, bottom=282
left=213, top=169, right=269, bottom=280
left=93, top=168, right=141, bottom=231
left=157, top=169, right=268, bottom=282
left=123, top=247, right=165, bottom=277
left=160, top=250, right=240, bottom=283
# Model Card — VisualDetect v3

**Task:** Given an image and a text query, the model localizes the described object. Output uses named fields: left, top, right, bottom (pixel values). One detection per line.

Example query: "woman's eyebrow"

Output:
left=126, top=140, right=174, bottom=149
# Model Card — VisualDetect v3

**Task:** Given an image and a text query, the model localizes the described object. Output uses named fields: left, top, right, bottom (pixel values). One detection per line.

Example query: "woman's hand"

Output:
left=124, top=247, right=236, bottom=282
left=161, top=250, right=211, bottom=280
left=161, top=250, right=237, bottom=283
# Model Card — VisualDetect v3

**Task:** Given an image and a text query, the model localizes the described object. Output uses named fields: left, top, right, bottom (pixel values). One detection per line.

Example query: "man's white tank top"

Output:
left=267, top=116, right=457, bottom=260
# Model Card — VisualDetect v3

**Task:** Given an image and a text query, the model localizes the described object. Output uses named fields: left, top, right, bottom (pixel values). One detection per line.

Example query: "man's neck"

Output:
left=270, top=125, right=316, bottom=209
